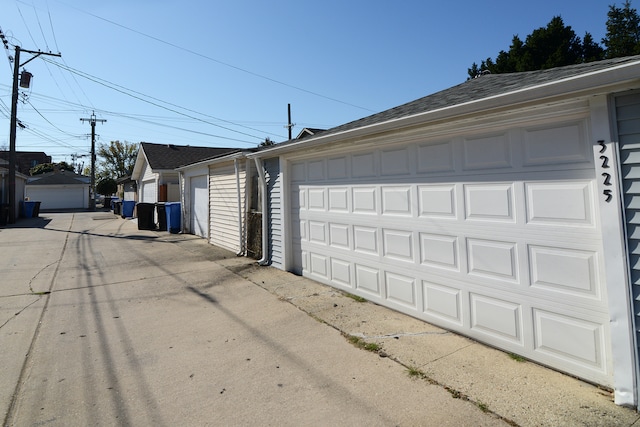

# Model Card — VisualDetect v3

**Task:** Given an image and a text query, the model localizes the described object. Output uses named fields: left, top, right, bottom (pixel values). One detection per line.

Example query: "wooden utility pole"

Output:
left=285, top=103, right=295, bottom=140
left=7, top=45, right=61, bottom=223
left=80, top=112, right=106, bottom=211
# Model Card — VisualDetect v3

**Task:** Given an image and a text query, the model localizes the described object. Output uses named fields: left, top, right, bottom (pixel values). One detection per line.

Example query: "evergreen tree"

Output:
left=467, top=15, right=607, bottom=78
left=603, top=0, right=640, bottom=58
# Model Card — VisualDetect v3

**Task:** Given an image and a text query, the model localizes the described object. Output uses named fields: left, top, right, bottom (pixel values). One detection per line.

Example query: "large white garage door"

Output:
left=190, top=175, right=209, bottom=238
left=26, top=186, right=87, bottom=210
left=290, top=118, right=612, bottom=385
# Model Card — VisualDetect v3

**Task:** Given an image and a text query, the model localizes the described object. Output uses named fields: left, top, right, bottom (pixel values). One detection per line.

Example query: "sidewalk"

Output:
left=1, top=212, right=639, bottom=426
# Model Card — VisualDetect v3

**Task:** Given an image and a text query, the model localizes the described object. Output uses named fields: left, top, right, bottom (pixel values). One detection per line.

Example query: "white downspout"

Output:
left=234, top=158, right=245, bottom=256
left=253, top=157, right=269, bottom=265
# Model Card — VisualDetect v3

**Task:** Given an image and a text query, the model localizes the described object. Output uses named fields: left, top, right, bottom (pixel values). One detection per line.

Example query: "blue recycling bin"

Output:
left=121, top=200, right=135, bottom=218
left=165, top=202, right=181, bottom=233
left=21, top=201, right=38, bottom=218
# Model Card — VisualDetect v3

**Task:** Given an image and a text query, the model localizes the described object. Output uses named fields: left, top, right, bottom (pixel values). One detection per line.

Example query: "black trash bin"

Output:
left=113, top=201, right=122, bottom=216
left=0, top=204, right=8, bottom=226
left=137, top=202, right=156, bottom=230
left=33, top=201, right=41, bottom=218
left=155, top=202, right=167, bottom=231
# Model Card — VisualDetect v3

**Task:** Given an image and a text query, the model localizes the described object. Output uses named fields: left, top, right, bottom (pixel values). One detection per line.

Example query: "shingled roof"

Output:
left=324, top=55, right=640, bottom=136
left=27, top=171, right=89, bottom=186
left=250, top=55, right=640, bottom=159
left=140, top=142, right=240, bottom=170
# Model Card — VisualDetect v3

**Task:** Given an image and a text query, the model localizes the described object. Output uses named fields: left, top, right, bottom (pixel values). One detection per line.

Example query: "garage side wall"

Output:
left=209, top=161, right=246, bottom=253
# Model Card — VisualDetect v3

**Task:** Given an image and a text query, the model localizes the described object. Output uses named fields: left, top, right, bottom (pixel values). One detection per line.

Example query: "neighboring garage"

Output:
left=25, top=171, right=89, bottom=210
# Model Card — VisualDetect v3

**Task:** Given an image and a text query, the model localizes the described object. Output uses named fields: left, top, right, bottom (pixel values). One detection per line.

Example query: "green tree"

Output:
left=583, top=32, right=606, bottom=62
left=603, top=0, right=640, bottom=58
left=30, top=161, right=75, bottom=176
left=97, top=140, right=138, bottom=179
left=468, top=16, right=604, bottom=78
left=96, top=177, right=117, bottom=196
left=259, top=137, right=275, bottom=147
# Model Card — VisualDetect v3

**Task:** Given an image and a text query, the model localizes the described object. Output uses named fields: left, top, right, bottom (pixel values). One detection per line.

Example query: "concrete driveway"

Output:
left=1, top=212, right=509, bottom=426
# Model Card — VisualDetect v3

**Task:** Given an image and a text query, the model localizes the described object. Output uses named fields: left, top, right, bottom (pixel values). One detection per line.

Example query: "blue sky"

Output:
left=1, top=0, right=615, bottom=166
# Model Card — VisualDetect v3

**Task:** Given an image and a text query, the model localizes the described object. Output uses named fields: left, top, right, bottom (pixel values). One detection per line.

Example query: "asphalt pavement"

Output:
left=0, top=212, right=638, bottom=426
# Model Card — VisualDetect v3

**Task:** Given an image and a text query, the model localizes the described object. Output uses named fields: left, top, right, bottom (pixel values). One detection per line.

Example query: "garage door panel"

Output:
left=470, top=293, right=524, bottom=344
left=533, top=309, right=607, bottom=372
left=525, top=181, right=595, bottom=225
left=529, top=245, right=601, bottom=298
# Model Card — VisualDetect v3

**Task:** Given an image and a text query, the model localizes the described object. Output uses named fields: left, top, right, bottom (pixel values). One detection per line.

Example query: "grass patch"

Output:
left=477, top=401, right=489, bottom=412
left=407, top=366, right=426, bottom=379
left=343, top=292, right=367, bottom=303
left=508, top=353, right=526, bottom=362
left=345, top=334, right=381, bottom=353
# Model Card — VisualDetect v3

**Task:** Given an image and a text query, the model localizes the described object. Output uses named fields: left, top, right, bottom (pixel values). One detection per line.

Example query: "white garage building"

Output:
left=249, top=56, right=640, bottom=408
left=131, top=142, right=237, bottom=229
left=25, top=171, right=90, bottom=210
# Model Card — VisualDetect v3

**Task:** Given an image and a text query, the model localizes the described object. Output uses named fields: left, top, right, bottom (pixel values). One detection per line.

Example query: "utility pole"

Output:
left=285, top=103, right=295, bottom=140
left=6, top=43, right=61, bottom=223
left=80, top=112, right=106, bottom=211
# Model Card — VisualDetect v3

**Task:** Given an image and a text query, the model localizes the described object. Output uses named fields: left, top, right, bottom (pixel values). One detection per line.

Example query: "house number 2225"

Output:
left=598, top=140, right=613, bottom=203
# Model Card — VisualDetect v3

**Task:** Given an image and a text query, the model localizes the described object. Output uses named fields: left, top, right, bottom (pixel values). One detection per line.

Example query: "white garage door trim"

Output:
left=190, top=175, right=209, bottom=238
left=288, top=118, right=612, bottom=386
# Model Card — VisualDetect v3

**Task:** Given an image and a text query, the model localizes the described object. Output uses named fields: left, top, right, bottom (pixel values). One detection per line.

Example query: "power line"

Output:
left=52, top=0, right=376, bottom=113
left=43, top=58, right=269, bottom=142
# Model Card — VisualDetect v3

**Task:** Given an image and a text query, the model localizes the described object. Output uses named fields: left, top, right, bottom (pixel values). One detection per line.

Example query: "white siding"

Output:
left=209, top=161, right=246, bottom=253
left=615, top=92, right=640, bottom=405
left=266, top=158, right=283, bottom=269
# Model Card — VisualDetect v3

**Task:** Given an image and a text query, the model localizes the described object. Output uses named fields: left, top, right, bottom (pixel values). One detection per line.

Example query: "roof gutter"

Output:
left=175, top=151, right=247, bottom=171
left=248, top=60, right=640, bottom=159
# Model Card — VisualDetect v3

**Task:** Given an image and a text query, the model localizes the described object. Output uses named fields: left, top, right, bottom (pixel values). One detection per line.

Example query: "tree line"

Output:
left=468, top=0, right=640, bottom=78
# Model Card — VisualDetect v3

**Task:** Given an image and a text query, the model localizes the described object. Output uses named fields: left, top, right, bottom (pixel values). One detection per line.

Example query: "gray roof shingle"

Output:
left=141, top=142, right=240, bottom=169
left=312, top=55, right=640, bottom=139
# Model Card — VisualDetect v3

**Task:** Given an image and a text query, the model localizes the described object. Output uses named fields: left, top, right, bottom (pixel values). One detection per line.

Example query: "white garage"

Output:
left=26, top=186, right=88, bottom=210
left=250, top=57, right=640, bottom=406
left=25, top=172, right=89, bottom=210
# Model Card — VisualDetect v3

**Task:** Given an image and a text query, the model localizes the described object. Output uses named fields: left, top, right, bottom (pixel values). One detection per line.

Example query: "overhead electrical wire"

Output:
left=54, top=1, right=376, bottom=114
left=43, top=58, right=271, bottom=143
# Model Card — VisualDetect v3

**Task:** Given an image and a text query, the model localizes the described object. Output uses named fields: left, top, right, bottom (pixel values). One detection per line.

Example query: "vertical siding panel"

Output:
left=209, top=161, right=246, bottom=253
left=616, top=93, right=640, bottom=387
left=265, top=158, right=283, bottom=269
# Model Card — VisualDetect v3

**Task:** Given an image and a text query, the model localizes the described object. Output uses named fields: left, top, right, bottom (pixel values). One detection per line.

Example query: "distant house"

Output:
left=0, top=151, right=51, bottom=175
left=25, top=170, right=90, bottom=210
left=295, top=128, right=325, bottom=140
left=115, top=175, right=137, bottom=201
left=247, top=55, right=640, bottom=408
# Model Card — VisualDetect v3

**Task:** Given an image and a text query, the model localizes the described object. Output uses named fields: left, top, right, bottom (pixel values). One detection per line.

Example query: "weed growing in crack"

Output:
left=343, top=292, right=367, bottom=303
